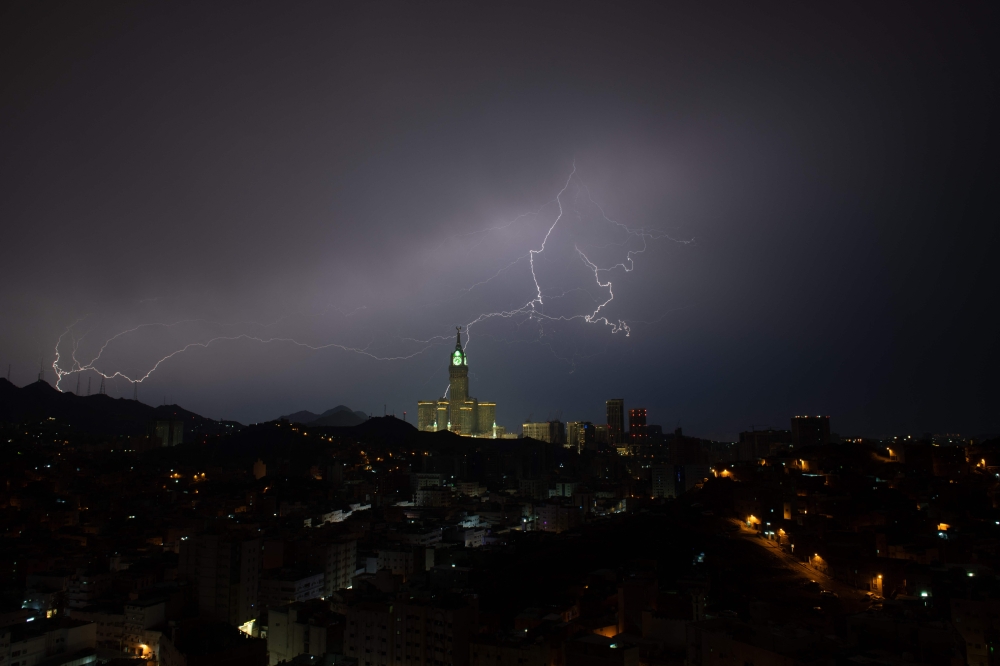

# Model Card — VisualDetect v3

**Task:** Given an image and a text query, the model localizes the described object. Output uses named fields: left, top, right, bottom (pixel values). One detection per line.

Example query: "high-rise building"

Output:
left=628, top=408, right=647, bottom=443
left=606, top=399, right=625, bottom=445
left=791, top=416, right=831, bottom=448
left=522, top=421, right=565, bottom=444
left=594, top=424, right=610, bottom=446
left=417, top=327, right=498, bottom=436
left=651, top=464, right=673, bottom=498
left=566, top=421, right=595, bottom=452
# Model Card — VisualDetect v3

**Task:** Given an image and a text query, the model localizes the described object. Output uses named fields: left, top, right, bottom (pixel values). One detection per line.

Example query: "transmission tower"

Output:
left=99, top=377, right=106, bottom=395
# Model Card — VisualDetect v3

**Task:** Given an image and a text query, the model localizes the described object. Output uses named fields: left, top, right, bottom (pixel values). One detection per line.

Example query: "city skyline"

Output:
left=1, top=3, right=996, bottom=440
left=0, top=4, right=996, bottom=664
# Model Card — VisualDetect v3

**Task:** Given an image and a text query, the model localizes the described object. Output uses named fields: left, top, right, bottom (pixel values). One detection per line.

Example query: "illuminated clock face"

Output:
left=453, top=352, right=462, bottom=365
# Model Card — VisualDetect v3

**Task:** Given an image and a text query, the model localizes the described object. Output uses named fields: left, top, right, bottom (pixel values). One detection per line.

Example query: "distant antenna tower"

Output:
left=87, top=377, right=92, bottom=396
left=76, top=375, right=81, bottom=395
left=99, top=377, right=106, bottom=395
left=7, top=364, right=10, bottom=381
left=403, top=411, right=407, bottom=422
left=38, top=358, right=44, bottom=383
left=133, top=379, right=138, bottom=401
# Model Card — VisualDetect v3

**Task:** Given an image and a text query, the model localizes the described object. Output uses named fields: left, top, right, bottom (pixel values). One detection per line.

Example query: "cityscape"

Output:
left=0, top=2, right=995, bottom=666
left=1, top=334, right=998, bottom=665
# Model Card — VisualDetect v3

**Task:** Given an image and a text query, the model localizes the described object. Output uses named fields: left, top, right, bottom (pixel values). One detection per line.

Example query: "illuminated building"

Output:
left=606, top=399, right=625, bottom=445
left=567, top=421, right=595, bottom=452
left=123, top=598, right=166, bottom=658
left=417, top=327, right=498, bottom=436
left=791, top=415, right=831, bottom=448
left=522, top=420, right=565, bottom=444
left=628, top=408, right=647, bottom=444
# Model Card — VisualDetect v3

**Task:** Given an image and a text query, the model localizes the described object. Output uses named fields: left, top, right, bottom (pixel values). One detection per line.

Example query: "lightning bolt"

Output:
left=50, top=161, right=692, bottom=392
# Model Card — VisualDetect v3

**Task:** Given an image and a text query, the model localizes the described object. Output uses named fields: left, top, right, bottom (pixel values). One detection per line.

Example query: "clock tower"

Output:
left=417, top=325, right=495, bottom=436
left=449, top=327, right=469, bottom=425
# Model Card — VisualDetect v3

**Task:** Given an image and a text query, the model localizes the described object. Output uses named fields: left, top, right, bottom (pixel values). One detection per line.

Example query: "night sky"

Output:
left=1, top=2, right=996, bottom=439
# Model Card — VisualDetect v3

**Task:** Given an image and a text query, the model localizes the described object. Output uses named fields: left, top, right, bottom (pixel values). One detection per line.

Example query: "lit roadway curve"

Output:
left=728, top=518, right=871, bottom=615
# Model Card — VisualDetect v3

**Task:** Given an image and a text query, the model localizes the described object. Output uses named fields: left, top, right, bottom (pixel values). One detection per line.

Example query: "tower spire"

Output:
left=455, top=325, right=462, bottom=349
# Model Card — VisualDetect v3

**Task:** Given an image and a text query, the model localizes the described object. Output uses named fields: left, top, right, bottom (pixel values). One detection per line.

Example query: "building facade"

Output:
left=178, top=534, right=260, bottom=627
left=791, top=416, right=831, bottom=448
left=566, top=422, right=595, bottom=452
left=521, top=421, right=565, bottom=444
left=417, top=328, right=498, bottom=437
left=606, top=399, right=625, bottom=445
left=344, top=598, right=475, bottom=666
left=628, top=408, right=647, bottom=444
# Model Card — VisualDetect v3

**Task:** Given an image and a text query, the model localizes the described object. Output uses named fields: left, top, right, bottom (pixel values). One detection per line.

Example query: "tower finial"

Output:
left=455, top=325, right=462, bottom=349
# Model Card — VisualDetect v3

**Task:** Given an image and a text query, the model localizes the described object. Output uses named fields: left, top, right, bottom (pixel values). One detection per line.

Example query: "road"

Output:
left=729, top=518, right=871, bottom=614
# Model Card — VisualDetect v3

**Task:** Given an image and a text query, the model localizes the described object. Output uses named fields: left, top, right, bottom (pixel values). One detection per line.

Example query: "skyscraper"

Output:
left=566, top=421, right=595, bottom=452
left=417, top=327, right=497, bottom=436
left=606, top=399, right=625, bottom=445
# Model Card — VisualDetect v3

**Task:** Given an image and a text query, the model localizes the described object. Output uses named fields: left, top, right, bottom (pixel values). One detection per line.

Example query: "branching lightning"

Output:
left=50, top=162, right=692, bottom=393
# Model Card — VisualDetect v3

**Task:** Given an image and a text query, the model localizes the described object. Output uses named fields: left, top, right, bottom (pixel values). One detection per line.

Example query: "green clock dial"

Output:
left=453, top=351, right=462, bottom=365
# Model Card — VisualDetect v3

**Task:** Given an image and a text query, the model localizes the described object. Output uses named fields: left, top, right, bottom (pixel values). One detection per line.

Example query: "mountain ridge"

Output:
left=281, top=404, right=368, bottom=427
left=0, top=378, right=230, bottom=437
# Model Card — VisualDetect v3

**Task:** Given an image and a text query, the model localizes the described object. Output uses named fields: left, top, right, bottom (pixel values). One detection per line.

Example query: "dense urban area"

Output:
left=2, top=376, right=999, bottom=666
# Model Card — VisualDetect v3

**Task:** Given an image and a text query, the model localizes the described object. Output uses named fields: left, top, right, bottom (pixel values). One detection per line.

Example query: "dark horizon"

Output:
left=1, top=2, right=996, bottom=440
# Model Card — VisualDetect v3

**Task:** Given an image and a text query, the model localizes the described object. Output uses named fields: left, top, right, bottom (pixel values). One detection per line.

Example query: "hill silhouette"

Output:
left=0, top=378, right=228, bottom=437
left=281, top=405, right=367, bottom=427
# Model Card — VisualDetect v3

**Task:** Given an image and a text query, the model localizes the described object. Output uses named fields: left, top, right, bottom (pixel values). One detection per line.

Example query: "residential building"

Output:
left=267, top=600, right=345, bottom=666
left=178, top=534, right=260, bottom=627
left=0, top=617, right=96, bottom=666
left=123, top=598, right=166, bottom=659
left=344, top=597, right=475, bottom=666
left=260, top=569, right=324, bottom=610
